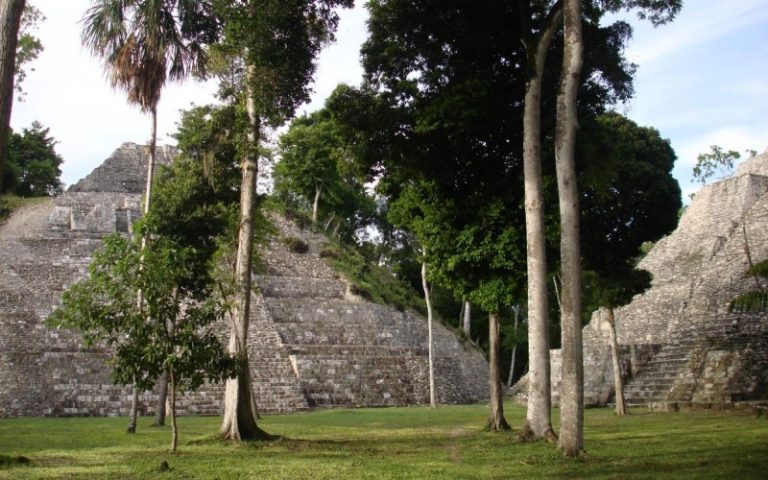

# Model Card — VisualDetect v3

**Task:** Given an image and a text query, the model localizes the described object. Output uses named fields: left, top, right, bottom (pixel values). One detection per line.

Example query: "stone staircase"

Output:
left=623, top=346, right=689, bottom=406
left=254, top=215, right=489, bottom=408
left=1, top=143, right=489, bottom=417
left=622, top=312, right=768, bottom=409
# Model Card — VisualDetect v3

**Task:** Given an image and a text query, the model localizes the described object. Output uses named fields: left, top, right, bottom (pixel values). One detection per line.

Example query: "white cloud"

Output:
left=674, top=126, right=767, bottom=200
left=627, top=0, right=768, bottom=65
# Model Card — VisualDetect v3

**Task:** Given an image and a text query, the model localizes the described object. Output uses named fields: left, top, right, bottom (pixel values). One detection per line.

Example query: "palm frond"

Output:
left=81, top=0, right=211, bottom=112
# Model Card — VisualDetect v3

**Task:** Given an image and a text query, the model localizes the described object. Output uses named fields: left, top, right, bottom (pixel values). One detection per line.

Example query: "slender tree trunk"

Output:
left=421, top=258, right=437, bottom=408
left=154, top=369, right=168, bottom=426
left=169, top=367, right=177, bottom=453
left=556, top=0, right=585, bottom=457
left=312, top=185, right=321, bottom=223
left=143, top=108, right=158, bottom=217
left=507, top=307, right=520, bottom=387
left=128, top=107, right=159, bottom=433
left=487, top=312, right=510, bottom=431
left=0, top=0, right=24, bottom=190
left=606, top=307, right=627, bottom=415
left=127, top=383, right=139, bottom=434
left=220, top=64, right=268, bottom=441
left=462, top=300, right=471, bottom=337
left=519, top=2, right=562, bottom=443
left=323, top=212, right=335, bottom=231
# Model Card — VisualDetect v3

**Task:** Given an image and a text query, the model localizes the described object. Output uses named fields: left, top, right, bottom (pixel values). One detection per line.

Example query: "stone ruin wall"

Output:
left=514, top=148, right=768, bottom=409
left=0, top=143, right=488, bottom=417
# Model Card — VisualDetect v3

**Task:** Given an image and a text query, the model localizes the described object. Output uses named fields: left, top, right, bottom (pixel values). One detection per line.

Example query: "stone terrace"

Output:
left=0, top=143, right=488, bottom=417
left=513, top=148, right=768, bottom=410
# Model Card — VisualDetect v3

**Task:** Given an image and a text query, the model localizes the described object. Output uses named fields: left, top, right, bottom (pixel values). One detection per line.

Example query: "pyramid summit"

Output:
left=0, top=143, right=487, bottom=417
left=514, top=148, right=768, bottom=409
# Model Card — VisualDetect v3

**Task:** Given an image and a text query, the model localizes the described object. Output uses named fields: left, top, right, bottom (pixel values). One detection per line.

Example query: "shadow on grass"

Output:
left=0, top=455, right=31, bottom=467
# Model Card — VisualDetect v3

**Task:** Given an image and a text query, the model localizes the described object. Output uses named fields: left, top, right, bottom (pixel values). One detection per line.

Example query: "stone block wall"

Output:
left=512, top=148, right=768, bottom=409
left=1, top=143, right=488, bottom=417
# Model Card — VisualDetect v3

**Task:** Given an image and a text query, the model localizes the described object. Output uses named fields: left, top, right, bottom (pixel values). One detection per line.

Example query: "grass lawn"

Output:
left=0, top=403, right=766, bottom=479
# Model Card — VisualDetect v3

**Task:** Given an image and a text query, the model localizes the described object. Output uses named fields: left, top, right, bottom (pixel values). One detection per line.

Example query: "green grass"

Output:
left=1, top=404, right=766, bottom=479
left=0, top=194, right=50, bottom=223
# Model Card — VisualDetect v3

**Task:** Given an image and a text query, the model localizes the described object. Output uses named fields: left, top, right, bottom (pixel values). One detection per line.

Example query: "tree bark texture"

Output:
left=220, top=65, right=268, bottom=441
left=312, top=185, right=321, bottom=223
left=607, top=307, right=627, bottom=415
left=520, top=1, right=561, bottom=443
left=421, top=259, right=437, bottom=408
left=462, top=301, right=471, bottom=337
left=130, top=108, right=159, bottom=432
left=556, top=0, right=585, bottom=457
left=507, top=307, right=520, bottom=387
left=127, top=384, right=139, bottom=434
left=169, top=368, right=178, bottom=452
left=0, top=0, right=24, bottom=191
left=486, top=312, right=511, bottom=431
left=154, top=369, right=168, bottom=426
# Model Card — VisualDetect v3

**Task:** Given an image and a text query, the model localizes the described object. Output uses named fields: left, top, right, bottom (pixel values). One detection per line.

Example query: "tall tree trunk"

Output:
left=606, top=307, right=627, bottom=415
left=143, top=107, right=158, bottom=216
left=421, top=258, right=437, bottom=408
left=507, top=307, right=520, bottom=387
left=556, top=0, right=585, bottom=457
left=0, top=0, right=24, bottom=190
left=127, top=383, right=139, bottom=434
left=154, top=370, right=168, bottom=426
left=128, top=107, right=159, bottom=433
left=169, top=367, right=178, bottom=452
left=220, top=65, right=268, bottom=441
left=487, top=312, right=510, bottom=431
left=462, top=300, right=471, bottom=337
left=519, top=1, right=561, bottom=443
left=312, top=185, right=321, bottom=223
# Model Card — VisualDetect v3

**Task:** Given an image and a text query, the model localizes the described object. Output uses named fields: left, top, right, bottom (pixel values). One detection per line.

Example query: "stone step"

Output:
left=257, top=275, right=343, bottom=300
left=284, top=344, right=424, bottom=357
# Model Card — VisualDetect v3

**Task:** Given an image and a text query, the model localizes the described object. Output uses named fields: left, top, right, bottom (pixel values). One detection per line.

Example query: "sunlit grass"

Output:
left=0, top=403, right=766, bottom=479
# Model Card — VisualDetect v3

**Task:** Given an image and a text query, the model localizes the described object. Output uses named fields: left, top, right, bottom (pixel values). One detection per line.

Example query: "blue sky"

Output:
left=11, top=0, right=767, bottom=200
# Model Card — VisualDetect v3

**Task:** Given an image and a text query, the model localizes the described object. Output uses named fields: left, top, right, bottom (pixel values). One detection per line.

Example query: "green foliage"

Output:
left=579, top=112, right=681, bottom=316
left=730, top=291, right=768, bottom=314
left=212, top=0, right=353, bottom=127
left=320, top=239, right=423, bottom=314
left=747, top=259, right=768, bottom=278
left=692, top=145, right=745, bottom=185
left=729, top=259, right=768, bottom=313
left=274, top=109, right=374, bottom=238
left=1, top=406, right=768, bottom=479
left=1, top=122, right=63, bottom=197
left=387, top=181, right=526, bottom=315
left=47, top=235, right=236, bottom=392
left=172, top=103, right=244, bottom=192
left=0, top=193, right=48, bottom=223
left=14, top=3, right=44, bottom=101
left=600, top=0, right=682, bottom=26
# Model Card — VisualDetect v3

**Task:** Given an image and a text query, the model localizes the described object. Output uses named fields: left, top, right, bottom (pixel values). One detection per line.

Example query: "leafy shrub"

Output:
left=349, top=284, right=374, bottom=301
left=284, top=236, right=309, bottom=254
left=319, top=247, right=340, bottom=259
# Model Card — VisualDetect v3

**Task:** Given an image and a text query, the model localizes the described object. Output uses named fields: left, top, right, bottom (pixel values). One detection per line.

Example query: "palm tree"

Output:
left=81, top=0, right=212, bottom=432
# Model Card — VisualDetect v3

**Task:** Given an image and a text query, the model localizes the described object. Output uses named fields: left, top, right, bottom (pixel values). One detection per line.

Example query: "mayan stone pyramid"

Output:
left=514, top=148, right=768, bottom=410
left=0, top=143, right=488, bottom=417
